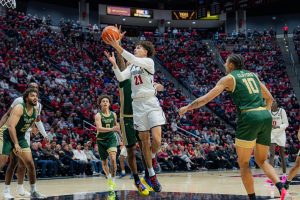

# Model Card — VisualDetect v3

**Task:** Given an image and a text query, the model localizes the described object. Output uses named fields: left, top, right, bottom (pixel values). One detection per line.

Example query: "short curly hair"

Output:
left=97, top=94, right=112, bottom=107
left=136, top=41, right=155, bottom=57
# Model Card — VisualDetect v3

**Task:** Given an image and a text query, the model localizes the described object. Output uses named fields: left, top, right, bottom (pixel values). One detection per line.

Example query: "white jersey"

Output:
left=270, top=108, right=289, bottom=135
left=113, top=50, right=156, bottom=99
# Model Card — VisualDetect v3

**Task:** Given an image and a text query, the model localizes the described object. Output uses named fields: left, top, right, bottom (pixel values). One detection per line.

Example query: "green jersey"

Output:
left=119, top=80, right=133, bottom=117
left=97, top=111, right=116, bottom=140
left=3, top=103, right=36, bottom=141
left=229, top=69, right=265, bottom=112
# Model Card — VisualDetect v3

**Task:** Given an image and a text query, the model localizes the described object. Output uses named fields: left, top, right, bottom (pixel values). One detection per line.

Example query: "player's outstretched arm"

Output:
left=178, top=76, right=229, bottom=117
left=0, top=107, right=12, bottom=128
left=7, top=104, right=23, bottom=154
left=105, top=34, right=154, bottom=73
left=104, top=51, right=130, bottom=82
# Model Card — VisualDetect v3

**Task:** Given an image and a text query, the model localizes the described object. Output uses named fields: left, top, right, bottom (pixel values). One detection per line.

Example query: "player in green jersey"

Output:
left=284, top=128, right=300, bottom=190
left=1, top=88, right=45, bottom=199
left=178, top=54, right=287, bottom=200
left=94, top=95, right=120, bottom=191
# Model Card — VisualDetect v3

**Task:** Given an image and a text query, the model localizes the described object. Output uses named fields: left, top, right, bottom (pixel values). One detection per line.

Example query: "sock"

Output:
left=148, top=167, right=155, bottom=177
left=144, top=168, right=149, bottom=179
left=107, top=173, right=112, bottom=179
left=4, top=184, right=10, bottom=193
left=248, top=193, right=256, bottom=200
left=30, top=184, right=36, bottom=192
left=17, top=184, right=25, bottom=194
left=133, top=174, right=140, bottom=183
left=151, top=153, right=156, bottom=159
left=112, top=177, right=116, bottom=183
left=275, top=182, right=283, bottom=194
left=121, top=170, right=125, bottom=174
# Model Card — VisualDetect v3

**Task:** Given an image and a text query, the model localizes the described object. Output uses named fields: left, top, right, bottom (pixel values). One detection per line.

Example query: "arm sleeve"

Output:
left=10, top=97, right=23, bottom=108
left=112, top=66, right=131, bottom=82
left=278, top=108, right=289, bottom=131
left=35, top=121, right=48, bottom=138
left=121, top=50, right=155, bottom=74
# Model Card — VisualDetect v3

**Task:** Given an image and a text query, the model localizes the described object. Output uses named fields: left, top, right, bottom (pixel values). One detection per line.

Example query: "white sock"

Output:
left=112, top=177, right=116, bottom=183
left=148, top=168, right=155, bottom=177
left=17, top=184, right=25, bottom=193
left=121, top=170, right=125, bottom=174
left=30, top=184, right=36, bottom=192
left=151, top=153, right=156, bottom=159
left=107, top=173, right=112, bottom=179
left=4, top=184, right=10, bottom=193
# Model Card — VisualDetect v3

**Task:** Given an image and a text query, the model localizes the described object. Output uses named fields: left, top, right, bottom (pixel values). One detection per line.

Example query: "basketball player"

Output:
left=0, top=82, right=48, bottom=198
left=284, top=128, right=300, bottom=190
left=94, top=95, right=120, bottom=191
left=105, top=35, right=166, bottom=192
left=178, top=54, right=287, bottom=200
left=1, top=88, right=45, bottom=199
left=113, top=32, right=164, bottom=195
left=269, top=101, right=289, bottom=179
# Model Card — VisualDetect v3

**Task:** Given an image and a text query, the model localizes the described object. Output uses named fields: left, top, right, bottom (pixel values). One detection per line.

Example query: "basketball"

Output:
left=101, top=26, right=120, bottom=44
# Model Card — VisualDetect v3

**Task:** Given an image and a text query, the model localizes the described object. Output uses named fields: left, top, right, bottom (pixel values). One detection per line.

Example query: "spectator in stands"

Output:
left=31, top=143, right=54, bottom=178
left=73, top=144, right=89, bottom=175
left=283, top=24, right=289, bottom=38
left=83, top=143, right=102, bottom=174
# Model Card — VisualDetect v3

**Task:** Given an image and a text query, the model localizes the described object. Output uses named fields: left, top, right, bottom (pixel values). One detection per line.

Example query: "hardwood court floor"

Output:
left=1, top=169, right=299, bottom=199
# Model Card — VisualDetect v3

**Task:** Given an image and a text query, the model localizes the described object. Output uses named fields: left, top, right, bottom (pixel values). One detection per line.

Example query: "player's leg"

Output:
left=236, top=146, right=255, bottom=196
left=269, top=143, right=276, bottom=167
left=151, top=126, right=162, bottom=173
left=284, top=152, right=300, bottom=189
left=17, top=150, right=45, bottom=198
left=254, top=144, right=286, bottom=195
left=255, top=110, right=287, bottom=199
left=119, top=153, right=126, bottom=177
left=108, top=151, right=117, bottom=179
left=98, top=140, right=109, bottom=177
left=1, top=137, right=14, bottom=199
left=278, top=146, right=287, bottom=174
left=2, top=153, right=14, bottom=199
left=148, top=106, right=165, bottom=174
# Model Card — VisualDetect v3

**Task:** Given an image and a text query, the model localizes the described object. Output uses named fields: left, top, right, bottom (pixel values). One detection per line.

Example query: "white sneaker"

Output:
left=17, top=189, right=31, bottom=198
left=4, top=191, right=14, bottom=200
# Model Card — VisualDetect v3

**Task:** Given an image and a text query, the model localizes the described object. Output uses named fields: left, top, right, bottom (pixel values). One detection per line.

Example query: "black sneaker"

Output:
left=150, top=175, right=162, bottom=192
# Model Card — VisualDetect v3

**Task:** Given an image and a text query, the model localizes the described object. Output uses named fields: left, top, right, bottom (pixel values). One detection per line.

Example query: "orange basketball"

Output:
left=101, top=26, right=120, bottom=44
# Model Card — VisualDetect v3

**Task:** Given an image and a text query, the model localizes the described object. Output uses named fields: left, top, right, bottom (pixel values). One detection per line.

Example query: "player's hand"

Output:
left=106, top=33, right=120, bottom=48
left=115, top=24, right=126, bottom=41
left=112, top=126, right=120, bottom=132
left=44, top=136, right=50, bottom=143
left=178, top=106, right=188, bottom=117
left=14, top=144, right=22, bottom=155
left=104, top=51, right=117, bottom=67
left=154, top=83, right=164, bottom=92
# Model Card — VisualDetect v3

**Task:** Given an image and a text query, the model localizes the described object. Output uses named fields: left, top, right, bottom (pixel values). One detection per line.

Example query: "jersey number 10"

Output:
left=242, top=78, right=259, bottom=94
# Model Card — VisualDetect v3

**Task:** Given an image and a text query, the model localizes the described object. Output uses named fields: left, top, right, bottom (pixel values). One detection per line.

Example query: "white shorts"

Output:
left=132, top=96, right=166, bottom=132
left=271, top=132, right=286, bottom=147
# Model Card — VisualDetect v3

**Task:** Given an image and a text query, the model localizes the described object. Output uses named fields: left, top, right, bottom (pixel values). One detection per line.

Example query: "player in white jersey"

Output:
left=0, top=82, right=49, bottom=198
left=269, top=101, right=289, bottom=178
left=105, top=37, right=166, bottom=192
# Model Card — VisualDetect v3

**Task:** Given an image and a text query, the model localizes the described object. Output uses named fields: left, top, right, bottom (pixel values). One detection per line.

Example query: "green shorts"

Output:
left=1, top=129, right=30, bottom=155
left=120, top=117, right=140, bottom=147
left=97, top=136, right=117, bottom=161
left=235, top=110, right=272, bottom=148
